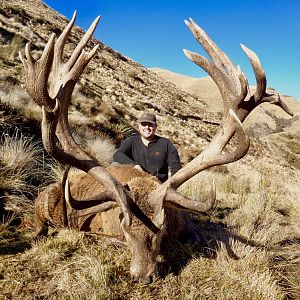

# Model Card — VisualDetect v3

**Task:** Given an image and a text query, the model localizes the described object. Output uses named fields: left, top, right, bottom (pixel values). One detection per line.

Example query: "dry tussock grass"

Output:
left=0, top=100, right=299, bottom=298
left=1, top=169, right=299, bottom=299
left=0, top=132, right=51, bottom=213
left=84, top=137, right=116, bottom=167
left=48, top=135, right=116, bottom=183
left=0, top=82, right=41, bottom=122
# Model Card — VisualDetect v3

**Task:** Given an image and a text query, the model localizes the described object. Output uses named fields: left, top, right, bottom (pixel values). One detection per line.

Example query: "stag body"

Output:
left=35, top=164, right=182, bottom=233
left=20, top=13, right=292, bottom=283
left=35, top=164, right=194, bottom=282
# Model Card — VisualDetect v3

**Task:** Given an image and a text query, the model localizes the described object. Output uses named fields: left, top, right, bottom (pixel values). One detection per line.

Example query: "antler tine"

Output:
left=68, top=15, right=101, bottom=69
left=64, top=180, right=117, bottom=217
left=185, top=19, right=233, bottom=75
left=69, top=44, right=100, bottom=81
left=165, top=181, right=216, bottom=213
left=238, top=44, right=293, bottom=118
left=184, top=19, right=241, bottom=102
left=265, top=94, right=294, bottom=116
left=240, top=44, right=266, bottom=101
left=19, top=34, right=56, bottom=108
left=55, top=11, right=77, bottom=63
left=236, top=65, right=249, bottom=105
left=183, top=49, right=222, bottom=89
left=240, top=44, right=294, bottom=117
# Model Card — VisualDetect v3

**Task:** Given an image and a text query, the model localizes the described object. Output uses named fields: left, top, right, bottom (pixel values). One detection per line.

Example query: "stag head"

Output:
left=20, top=13, right=292, bottom=283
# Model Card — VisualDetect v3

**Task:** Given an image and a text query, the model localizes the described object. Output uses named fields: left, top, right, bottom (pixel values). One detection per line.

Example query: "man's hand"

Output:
left=134, top=165, right=143, bottom=172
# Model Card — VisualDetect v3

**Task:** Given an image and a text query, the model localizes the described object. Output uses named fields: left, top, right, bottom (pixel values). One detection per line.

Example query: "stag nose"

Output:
left=132, top=275, right=154, bottom=284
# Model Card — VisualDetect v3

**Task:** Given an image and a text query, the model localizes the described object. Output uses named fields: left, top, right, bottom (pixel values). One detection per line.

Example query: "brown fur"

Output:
left=34, top=164, right=196, bottom=282
left=35, top=164, right=189, bottom=237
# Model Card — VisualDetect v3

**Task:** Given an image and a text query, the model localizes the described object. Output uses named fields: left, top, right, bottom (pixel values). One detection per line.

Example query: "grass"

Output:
left=0, top=99, right=299, bottom=298
left=0, top=170, right=299, bottom=299
left=0, top=81, right=42, bottom=122
left=0, top=79, right=299, bottom=299
left=0, top=131, right=51, bottom=214
left=266, top=132, right=300, bottom=170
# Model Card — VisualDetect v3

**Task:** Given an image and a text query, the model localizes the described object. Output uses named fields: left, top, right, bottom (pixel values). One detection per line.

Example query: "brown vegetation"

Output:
left=1, top=172, right=299, bottom=299
left=0, top=0, right=299, bottom=299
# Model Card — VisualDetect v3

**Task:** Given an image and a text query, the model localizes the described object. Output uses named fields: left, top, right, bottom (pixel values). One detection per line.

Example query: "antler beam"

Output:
left=19, top=12, right=131, bottom=226
left=152, top=18, right=293, bottom=210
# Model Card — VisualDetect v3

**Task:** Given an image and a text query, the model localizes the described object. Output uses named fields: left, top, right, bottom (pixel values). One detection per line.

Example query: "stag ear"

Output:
left=105, top=236, right=128, bottom=249
left=120, top=213, right=135, bottom=242
left=153, top=208, right=165, bottom=230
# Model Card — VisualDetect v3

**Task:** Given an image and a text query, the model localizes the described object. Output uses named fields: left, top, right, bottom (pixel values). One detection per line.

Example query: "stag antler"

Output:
left=19, top=12, right=131, bottom=226
left=150, top=18, right=293, bottom=212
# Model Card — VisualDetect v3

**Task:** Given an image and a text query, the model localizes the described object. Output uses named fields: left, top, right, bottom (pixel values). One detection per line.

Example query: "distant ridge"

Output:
left=150, top=67, right=300, bottom=137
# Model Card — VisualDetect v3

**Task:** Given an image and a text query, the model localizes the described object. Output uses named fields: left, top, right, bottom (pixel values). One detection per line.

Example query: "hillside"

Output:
left=0, top=1, right=300, bottom=299
left=151, top=68, right=300, bottom=195
left=0, top=0, right=299, bottom=188
left=151, top=68, right=300, bottom=137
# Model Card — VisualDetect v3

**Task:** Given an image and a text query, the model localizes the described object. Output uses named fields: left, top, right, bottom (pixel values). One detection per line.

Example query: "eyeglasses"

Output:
left=140, top=122, right=156, bottom=127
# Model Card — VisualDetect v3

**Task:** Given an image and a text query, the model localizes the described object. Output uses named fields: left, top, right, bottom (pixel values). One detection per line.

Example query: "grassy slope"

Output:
left=1, top=172, right=300, bottom=299
left=0, top=1, right=299, bottom=299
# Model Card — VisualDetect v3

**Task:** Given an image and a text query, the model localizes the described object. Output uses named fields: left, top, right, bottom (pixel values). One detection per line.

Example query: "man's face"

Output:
left=138, top=122, right=157, bottom=140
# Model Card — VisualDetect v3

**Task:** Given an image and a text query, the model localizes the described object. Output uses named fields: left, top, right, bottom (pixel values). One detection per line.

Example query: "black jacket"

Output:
left=113, top=134, right=181, bottom=182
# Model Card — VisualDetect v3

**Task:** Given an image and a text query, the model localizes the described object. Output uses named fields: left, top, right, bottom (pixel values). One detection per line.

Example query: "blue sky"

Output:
left=44, top=0, right=300, bottom=100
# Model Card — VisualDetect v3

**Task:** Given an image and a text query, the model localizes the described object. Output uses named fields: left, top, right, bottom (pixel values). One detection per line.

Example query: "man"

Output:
left=113, top=111, right=181, bottom=182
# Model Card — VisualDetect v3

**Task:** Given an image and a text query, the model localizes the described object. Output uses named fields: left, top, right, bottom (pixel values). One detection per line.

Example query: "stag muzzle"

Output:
left=130, top=259, right=158, bottom=284
left=127, top=234, right=160, bottom=284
